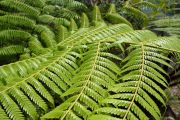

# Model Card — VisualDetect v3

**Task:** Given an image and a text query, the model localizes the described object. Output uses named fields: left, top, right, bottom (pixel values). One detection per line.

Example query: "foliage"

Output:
left=150, top=16, right=180, bottom=38
left=0, top=0, right=180, bottom=120
left=78, top=0, right=160, bottom=29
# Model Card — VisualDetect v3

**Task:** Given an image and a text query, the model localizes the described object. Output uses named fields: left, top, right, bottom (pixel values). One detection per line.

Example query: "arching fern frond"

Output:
left=89, top=44, right=171, bottom=120
left=150, top=17, right=180, bottom=27
left=133, top=1, right=158, bottom=13
left=0, top=15, right=35, bottom=29
left=0, top=30, right=31, bottom=45
left=123, top=6, right=148, bottom=27
left=44, top=0, right=86, bottom=20
left=38, top=15, right=70, bottom=27
left=41, top=42, right=121, bottom=120
left=92, top=5, right=103, bottom=24
left=149, top=16, right=180, bottom=38
left=105, top=4, right=132, bottom=27
left=80, top=13, right=89, bottom=28
left=0, top=48, right=80, bottom=119
left=19, top=0, right=46, bottom=8
left=0, top=53, right=50, bottom=80
left=56, top=25, right=69, bottom=43
left=46, top=0, right=87, bottom=10
left=147, top=36, right=180, bottom=53
left=28, top=36, right=49, bottom=55
left=33, top=25, right=57, bottom=48
left=0, top=0, right=40, bottom=18
left=58, top=7, right=81, bottom=20
left=0, top=45, right=24, bottom=57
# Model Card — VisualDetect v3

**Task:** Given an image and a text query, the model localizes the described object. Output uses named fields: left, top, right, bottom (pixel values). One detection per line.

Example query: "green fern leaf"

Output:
left=0, top=15, right=35, bottom=29
left=0, top=45, right=24, bottom=57
left=0, top=0, right=40, bottom=18
left=91, top=44, right=169, bottom=120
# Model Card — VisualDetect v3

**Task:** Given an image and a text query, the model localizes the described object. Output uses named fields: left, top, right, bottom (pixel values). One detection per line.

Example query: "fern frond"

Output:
left=0, top=2, right=179, bottom=120
left=56, top=25, right=69, bottom=43
left=0, top=45, right=24, bottom=57
left=147, top=36, right=180, bottom=53
left=20, top=82, right=48, bottom=111
left=34, top=25, right=56, bottom=48
left=65, top=0, right=87, bottom=10
left=0, top=15, right=35, bottom=29
left=0, top=10, right=10, bottom=15
left=133, top=1, right=158, bottom=13
left=90, top=44, right=170, bottom=120
left=0, top=53, right=50, bottom=79
left=92, top=5, right=103, bottom=24
left=106, top=14, right=132, bottom=27
left=46, top=0, right=87, bottom=10
left=88, top=114, right=122, bottom=120
left=41, top=42, right=120, bottom=120
left=107, top=4, right=117, bottom=14
left=69, top=18, right=78, bottom=32
left=58, top=7, right=81, bottom=20
left=151, top=17, right=180, bottom=27
left=149, top=16, right=180, bottom=38
left=42, top=5, right=80, bottom=20
left=20, top=0, right=45, bottom=8
left=80, top=13, right=89, bottom=28
left=28, top=36, right=50, bottom=55
left=0, top=30, right=31, bottom=45
left=0, top=48, right=79, bottom=119
left=38, top=15, right=70, bottom=27
left=0, top=0, right=40, bottom=18
left=112, top=30, right=157, bottom=45
left=105, top=4, right=132, bottom=27
left=123, top=6, right=148, bottom=27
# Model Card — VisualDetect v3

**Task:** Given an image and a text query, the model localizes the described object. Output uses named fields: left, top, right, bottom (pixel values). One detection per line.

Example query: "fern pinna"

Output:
left=0, top=0, right=180, bottom=120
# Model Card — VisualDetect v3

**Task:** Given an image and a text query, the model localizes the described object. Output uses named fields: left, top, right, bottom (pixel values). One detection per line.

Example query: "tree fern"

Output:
left=0, top=1, right=180, bottom=120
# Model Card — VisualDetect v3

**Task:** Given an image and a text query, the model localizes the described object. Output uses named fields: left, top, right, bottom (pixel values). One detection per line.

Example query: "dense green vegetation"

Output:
left=0, top=0, right=179, bottom=120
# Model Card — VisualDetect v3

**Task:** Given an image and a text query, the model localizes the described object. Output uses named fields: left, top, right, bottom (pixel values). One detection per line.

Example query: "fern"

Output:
left=149, top=16, right=180, bottom=38
left=0, top=30, right=31, bottom=45
left=133, top=1, right=158, bottom=13
left=0, top=0, right=40, bottom=18
left=41, top=42, right=120, bottom=119
left=0, top=15, right=35, bottom=29
left=0, top=1, right=180, bottom=120
left=0, top=49, right=79, bottom=119
left=89, top=44, right=170, bottom=120
left=105, top=4, right=132, bottom=27
left=0, top=45, right=24, bottom=57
